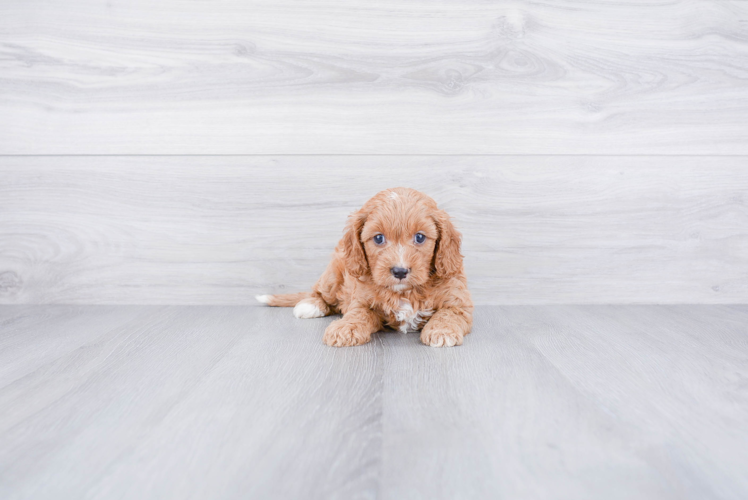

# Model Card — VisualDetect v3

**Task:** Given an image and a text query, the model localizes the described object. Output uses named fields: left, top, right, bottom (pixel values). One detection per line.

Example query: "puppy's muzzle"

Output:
left=391, top=267, right=409, bottom=280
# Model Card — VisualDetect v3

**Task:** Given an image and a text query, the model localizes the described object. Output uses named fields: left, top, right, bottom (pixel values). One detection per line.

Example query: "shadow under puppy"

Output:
left=257, top=187, right=473, bottom=347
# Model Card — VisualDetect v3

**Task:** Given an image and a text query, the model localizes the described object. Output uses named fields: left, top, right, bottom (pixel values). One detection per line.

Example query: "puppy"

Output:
left=256, top=187, right=473, bottom=347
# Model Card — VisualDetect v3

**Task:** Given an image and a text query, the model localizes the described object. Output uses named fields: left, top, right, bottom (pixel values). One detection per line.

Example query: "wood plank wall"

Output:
left=1, top=0, right=747, bottom=304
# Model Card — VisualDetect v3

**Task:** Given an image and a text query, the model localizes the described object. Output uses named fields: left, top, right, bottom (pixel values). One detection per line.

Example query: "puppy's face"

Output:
left=360, top=204, right=438, bottom=291
left=343, top=188, right=462, bottom=291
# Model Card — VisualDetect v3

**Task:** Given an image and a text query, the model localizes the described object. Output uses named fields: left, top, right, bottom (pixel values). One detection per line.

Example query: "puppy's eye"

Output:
left=373, top=234, right=386, bottom=245
left=414, top=233, right=426, bottom=244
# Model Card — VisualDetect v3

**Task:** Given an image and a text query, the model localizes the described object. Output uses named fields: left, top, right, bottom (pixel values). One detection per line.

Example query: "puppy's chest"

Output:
left=386, top=298, right=433, bottom=333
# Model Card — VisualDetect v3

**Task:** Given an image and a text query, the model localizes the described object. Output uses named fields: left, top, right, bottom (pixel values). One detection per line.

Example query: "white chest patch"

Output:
left=394, top=299, right=433, bottom=334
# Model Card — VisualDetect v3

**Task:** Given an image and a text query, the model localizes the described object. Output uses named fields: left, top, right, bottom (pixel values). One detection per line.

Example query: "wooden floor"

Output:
left=1, top=304, right=747, bottom=499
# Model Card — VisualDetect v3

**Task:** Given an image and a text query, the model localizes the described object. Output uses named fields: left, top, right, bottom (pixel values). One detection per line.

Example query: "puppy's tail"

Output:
left=255, top=292, right=311, bottom=307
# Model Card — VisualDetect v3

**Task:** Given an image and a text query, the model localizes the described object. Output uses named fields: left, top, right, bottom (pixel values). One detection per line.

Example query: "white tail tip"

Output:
left=255, top=294, right=271, bottom=304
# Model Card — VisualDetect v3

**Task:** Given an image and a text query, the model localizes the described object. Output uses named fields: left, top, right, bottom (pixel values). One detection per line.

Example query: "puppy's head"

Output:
left=342, top=188, right=462, bottom=291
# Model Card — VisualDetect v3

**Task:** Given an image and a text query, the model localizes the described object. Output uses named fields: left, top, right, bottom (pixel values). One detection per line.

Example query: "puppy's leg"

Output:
left=293, top=294, right=332, bottom=319
left=420, top=307, right=472, bottom=347
left=296, top=254, right=349, bottom=320
left=323, top=307, right=381, bottom=347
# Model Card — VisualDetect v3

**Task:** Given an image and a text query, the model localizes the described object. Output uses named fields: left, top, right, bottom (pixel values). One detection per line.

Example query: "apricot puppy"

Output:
left=256, top=188, right=473, bottom=347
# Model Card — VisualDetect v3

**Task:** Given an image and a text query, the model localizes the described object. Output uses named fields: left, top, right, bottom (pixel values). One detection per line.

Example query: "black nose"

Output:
left=391, top=267, right=409, bottom=280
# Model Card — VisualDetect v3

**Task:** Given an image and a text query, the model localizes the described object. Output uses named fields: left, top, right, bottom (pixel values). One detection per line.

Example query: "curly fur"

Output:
left=257, top=188, right=474, bottom=347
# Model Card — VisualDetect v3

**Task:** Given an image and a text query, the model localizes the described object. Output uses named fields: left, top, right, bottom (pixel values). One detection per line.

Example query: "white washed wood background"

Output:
left=1, top=0, right=747, bottom=154
left=1, top=156, right=746, bottom=304
left=1, top=0, right=747, bottom=304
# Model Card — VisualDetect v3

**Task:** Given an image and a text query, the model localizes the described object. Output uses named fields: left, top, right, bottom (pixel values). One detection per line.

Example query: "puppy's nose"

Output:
left=391, top=267, right=409, bottom=280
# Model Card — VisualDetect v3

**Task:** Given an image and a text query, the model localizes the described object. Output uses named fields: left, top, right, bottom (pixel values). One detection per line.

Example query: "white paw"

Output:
left=255, top=295, right=271, bottom=304
left=293, top=299, right=325, bottom=319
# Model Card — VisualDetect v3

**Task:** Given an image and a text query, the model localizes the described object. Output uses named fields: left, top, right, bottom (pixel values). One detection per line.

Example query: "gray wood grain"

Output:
left=2, top=155, right=747, bottom=305
left=1, top=0, right=747, bottom=154
left=0, top=305, right=382, bottom=500
left=0, top=305, right=148, bottom=389
left=1, top=304, right=747, bottom=499
left=380, top=304, right=748, bottom=500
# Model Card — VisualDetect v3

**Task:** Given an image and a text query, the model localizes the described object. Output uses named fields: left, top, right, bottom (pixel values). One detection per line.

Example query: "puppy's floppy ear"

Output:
left=342, top=210, right=369, bottom=277
left=432, top=208, right=463, bottom=279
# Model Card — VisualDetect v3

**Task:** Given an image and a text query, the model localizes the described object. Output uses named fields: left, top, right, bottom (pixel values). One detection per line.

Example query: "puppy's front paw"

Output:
left=420, top=325, right=463, bottom=348
left=323, top=320, right=372, bottom=347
